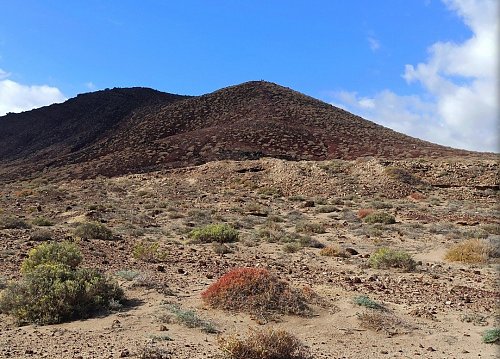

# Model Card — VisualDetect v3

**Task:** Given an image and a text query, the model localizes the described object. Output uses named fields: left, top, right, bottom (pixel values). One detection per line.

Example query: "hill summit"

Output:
left=0, top=81, right=470, bottom=180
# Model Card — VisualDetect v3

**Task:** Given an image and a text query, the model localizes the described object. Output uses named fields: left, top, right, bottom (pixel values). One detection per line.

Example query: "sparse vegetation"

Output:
left=296, top=221, right=326, bottom=234
left=364, top=212, right=396, bottom=224
left=445, top=239, right=493, bottom=263
left=357, top=311, right=414, bottom=336
left=320, top=245, right=351, bottom=258
left=0, top=241, right=123, bottom=325
left=188, top=223, right=239, bottom=243
left=29, top=229, right=53, bottom=241
left=74, top=221, right=114, bottom=240
left=0, top=216, right=30, bottom=229
left=201, top=267, right=311, bottom=318
left=133, top=241, right=168, bottom=262
left=218, top=328, right=312, bottom=359
left=369, top=248, right=416, bottom=271
left=354, top=295, right=384, bottom=310
left=115, top=269, right=141, bottom=281
left=162, top=303, right=218, bottom=333
left=32, top=217, right=54, bottom=226
left=482, top=328, right=500, bottom=344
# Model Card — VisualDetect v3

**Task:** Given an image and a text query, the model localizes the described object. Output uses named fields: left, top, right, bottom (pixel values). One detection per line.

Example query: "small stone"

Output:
left=159, top=325, right=168, bottom=331
left=157, top=265, right=165, bottom=272
left=119, top=349, right=130, bottom=357
left=426, top=347, right=436, bottom=352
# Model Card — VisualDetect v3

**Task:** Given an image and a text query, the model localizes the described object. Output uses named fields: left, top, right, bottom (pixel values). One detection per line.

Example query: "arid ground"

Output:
left=0, top=156, right=498, bottom=358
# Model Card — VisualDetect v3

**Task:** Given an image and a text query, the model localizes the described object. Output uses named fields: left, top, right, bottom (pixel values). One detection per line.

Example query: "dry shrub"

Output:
left=201, top=267, right=311, bottom=318
left=320, top=245, right=350, bottom=258
left=218, top=328, right=312, bottom=359
left=369, top=248, right=416, bottom=271
left=445, top=239, right=493, bottom=263
left=408, top=192, right=426, bottom=201
left=357, top=311, right=414, bottom=336
left=357, top=208, right=374, bottom=219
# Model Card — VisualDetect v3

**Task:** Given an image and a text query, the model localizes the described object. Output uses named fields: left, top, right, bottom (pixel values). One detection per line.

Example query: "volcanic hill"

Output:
left=0, top=81, right=471, bottom=181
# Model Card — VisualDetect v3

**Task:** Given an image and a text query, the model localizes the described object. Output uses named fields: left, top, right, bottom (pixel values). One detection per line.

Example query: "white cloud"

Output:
left=367, top=36, right=380, bottom=52
left=332, top=0, right=499, bottom=153
left=0, top=77, right=66, bottom=116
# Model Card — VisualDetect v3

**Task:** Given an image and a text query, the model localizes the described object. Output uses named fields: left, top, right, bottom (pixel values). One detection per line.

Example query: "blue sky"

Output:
left=0, top=0, right=498, bottom=152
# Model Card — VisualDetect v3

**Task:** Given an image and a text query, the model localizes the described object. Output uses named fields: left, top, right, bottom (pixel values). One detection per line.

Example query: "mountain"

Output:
left=0, top=81, right=473, bottom=181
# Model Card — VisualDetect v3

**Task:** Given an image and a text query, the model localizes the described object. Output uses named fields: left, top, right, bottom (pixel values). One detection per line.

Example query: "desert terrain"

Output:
left=0, top=82, right=498, bottom=358
left=0, top=156, right=498, bottom=358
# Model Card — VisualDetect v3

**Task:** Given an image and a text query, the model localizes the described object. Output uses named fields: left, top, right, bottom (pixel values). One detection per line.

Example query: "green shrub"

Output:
left=364, top=212, right=396, bottom=224
left=354, top=295, right=384, bottom=310
left=133, top=241, right=168, bottom=263
left=74, top=222, right=113, bottom=240
left=0, top=242, right=123, bottom=325
left=32, top=217, right=54, bottom=226
left=21, top=241, right=82, bottom=274
left=0, top=216, right=30, bottom=229
left=369, top=248, right=416, bottom=271
left=482, top=328, right=500, bottom=344
left=189, top=223, right=239, bottom=243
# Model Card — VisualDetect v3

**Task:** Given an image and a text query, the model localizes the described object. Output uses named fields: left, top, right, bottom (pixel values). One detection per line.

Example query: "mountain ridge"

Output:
left=0, top=81, right=481, bottom=181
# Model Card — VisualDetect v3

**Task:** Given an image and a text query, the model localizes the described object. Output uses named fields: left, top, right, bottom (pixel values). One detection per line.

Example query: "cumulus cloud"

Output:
left=332, top=0, right=499, bottom=152
left=0, top=77, right=66, bottom=116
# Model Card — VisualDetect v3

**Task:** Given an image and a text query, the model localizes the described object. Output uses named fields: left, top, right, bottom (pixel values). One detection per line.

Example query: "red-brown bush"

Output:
left=201, top=267, right=310, bottom=318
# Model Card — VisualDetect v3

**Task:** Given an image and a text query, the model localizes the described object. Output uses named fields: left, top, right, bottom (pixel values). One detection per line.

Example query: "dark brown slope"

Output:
left=0, top=81, right=473, bottom=181
left=0, top=87, right=189, bottom=162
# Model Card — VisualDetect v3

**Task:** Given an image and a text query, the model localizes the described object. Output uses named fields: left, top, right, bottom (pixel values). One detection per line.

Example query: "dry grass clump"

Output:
left=74, top=221, right=113, bottom=240
left=320, top=245, right=350, bottom=258
left=445, top=239, right=494, bottom=263
left=295, top=221, right=326, bottom=235
left=369, top=248, right=416, bottom=271
left=218, top=328, right=312, bottom=359
left=357, top=208, right=374, bottom=219
left=357, top=311, right=414, bottom=336
left=0, top=216, right=31, bottom=229
left=133, top=241, right=168, bottom=263
left=201, top=267, right=311, bottom=318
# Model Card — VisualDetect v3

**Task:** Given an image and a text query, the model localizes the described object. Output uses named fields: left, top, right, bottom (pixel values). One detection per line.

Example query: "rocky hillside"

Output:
left=0, top=81, right=475, bottom=181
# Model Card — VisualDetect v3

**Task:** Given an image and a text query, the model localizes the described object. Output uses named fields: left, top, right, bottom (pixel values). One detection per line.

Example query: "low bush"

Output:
left=482, top=328, right=500, bottom=344
left=357, top=208, right=374, bottom=219
left=32, top=217, right=54, bottom=226
left=357, top=311, right=414, bottom=336
left=295, top=221, right=326, bottom=235
left=201, top=267, right=311, bottom=318
left=74, top=222, right=113, bottom=240
left=0, top=216, right=30, bottom=229
left=29, top=229, right=53, bottom=241
left=163, top=304, right=218, bottom=333
left=133, top=241, right=168, bottom=263
left=354, top=295, right=384, bottom=310
left=445, top=239, right=493, bottom=263
left=369, top=248, right=416, bottom=271
left=0, top=242, right=123, bottom=325
left=189, top=223, right=238, bottom=243
left=364, top=212, right=396, bottom=224
left=218, top=328, right=312, bottom=359
left=320, top=245, right=350, bottom=258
